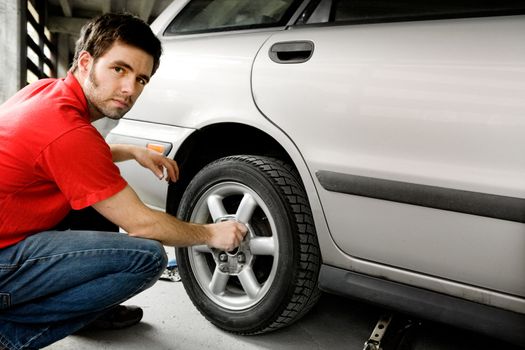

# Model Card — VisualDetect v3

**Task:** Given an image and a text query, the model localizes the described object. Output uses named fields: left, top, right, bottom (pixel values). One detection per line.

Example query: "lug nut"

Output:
left=219, top=253, right=228, bottom=262
left=237, top=253, right=246, bottom=263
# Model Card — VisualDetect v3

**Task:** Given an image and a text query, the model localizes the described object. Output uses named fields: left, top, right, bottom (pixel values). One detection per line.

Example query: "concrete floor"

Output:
left=45, top=279, right=374, bottom=350
left=45, top=255, right=523, bottom=350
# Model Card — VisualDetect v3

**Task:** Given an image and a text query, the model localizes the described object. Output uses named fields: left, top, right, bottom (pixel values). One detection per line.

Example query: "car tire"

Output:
left=175, top=155, right=321, bottom=334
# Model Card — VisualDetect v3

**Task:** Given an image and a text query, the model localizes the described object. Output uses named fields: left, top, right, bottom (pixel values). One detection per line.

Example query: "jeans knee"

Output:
left=141, top=239, right=168, bottom=279
left=152, top=240, right=168, bottom=273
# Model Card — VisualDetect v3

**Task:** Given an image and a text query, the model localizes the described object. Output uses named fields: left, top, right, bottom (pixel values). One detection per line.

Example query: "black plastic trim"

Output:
left=269, top=40, right=314, bottom=64
left=316, top=170, right=525, bottom=223
left=319, top=265, right=525, bottom=346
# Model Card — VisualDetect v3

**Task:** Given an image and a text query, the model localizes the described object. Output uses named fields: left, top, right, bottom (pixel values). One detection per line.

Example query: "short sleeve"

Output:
left=36, top=125, right=128, bottom=209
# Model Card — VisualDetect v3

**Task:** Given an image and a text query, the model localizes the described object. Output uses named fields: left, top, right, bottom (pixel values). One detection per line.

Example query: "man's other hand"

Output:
left=134, top=148, right=179, bottom=182
left=110, top=144, right=179, bottom=182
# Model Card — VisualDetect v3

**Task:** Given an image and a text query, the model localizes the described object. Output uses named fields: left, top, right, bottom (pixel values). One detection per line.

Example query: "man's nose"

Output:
left=120, top=77, right=137, bottom=95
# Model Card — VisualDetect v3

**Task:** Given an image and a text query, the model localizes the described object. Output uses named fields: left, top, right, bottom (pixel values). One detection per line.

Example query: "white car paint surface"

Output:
left=109, top=0, right=525, bottom=342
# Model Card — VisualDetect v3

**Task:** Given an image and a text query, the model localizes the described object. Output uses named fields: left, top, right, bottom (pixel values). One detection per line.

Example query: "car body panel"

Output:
left=109, top=1, right=525, bottom=322
left=251, top=16, right=525, bottom=298
left=128, top=28, right=276, bottom=130
left=107, top=120, right=193, bottom=209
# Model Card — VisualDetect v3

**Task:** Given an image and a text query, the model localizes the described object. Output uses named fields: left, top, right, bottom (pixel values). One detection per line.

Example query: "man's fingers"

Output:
left=206, top=221, right=250, bottom=251
left=155, top=164, right=164, bottom=179
left=162, top=158, right=179, bottom=182
left=234, top=222, right=247, bottom=248
left=236, top=222, right=248, bottom=234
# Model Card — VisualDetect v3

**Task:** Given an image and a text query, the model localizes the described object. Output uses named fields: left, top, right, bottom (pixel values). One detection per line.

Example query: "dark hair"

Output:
left=71, top=13, right=162, bottom=76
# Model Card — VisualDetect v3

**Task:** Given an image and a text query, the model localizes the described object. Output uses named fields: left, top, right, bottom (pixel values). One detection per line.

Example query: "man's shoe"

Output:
left=89, top=305, right=143, bottom=330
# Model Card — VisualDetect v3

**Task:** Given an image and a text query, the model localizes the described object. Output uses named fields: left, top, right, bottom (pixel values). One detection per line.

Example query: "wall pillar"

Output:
left=57, top=33, right=70, bottom=77
left=0, top=0, right=25, bottom=104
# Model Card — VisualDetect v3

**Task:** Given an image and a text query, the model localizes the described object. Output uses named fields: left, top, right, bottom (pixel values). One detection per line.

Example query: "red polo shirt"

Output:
left=0, top=72, right=127, bottom=248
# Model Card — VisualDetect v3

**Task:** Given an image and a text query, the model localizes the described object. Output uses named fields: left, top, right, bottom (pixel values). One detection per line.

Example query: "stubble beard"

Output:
left=86, top=66, right=130, bottom=121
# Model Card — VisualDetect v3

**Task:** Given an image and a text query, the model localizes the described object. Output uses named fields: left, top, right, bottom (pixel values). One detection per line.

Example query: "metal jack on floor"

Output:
left=363, top=313, right=422, bottom=350
left=364, top=314, right=393, bottom=350
left=160, top=258, right=181, bottom=282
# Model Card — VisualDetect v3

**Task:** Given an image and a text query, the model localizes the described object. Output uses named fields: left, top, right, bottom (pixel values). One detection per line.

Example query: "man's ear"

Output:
left=77, top=51, right=93, bottom=74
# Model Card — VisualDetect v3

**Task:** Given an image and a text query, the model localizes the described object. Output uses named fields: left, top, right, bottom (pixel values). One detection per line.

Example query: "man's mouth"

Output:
left=112, top=98, right=130, bottom=109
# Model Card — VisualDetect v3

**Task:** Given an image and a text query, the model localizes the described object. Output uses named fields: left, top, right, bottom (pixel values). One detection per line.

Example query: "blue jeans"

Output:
left=0, top=229, right=167, bottom=349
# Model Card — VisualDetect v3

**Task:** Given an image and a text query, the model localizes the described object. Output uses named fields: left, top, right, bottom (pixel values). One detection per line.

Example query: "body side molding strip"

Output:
left=316, top=170, right=525, bottom=223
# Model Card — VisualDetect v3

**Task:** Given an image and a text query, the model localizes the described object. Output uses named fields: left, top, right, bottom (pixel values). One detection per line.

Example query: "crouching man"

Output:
left=0, top=13, right=246, bottom=350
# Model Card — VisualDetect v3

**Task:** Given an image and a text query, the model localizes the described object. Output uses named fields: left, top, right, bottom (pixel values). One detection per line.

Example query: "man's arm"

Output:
left=110, top=144, right=179, bottom=181
left=92, top=185, right=246, bottom=251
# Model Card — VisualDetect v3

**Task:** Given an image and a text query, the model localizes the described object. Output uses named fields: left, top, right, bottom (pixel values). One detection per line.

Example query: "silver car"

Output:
left=107, top=0, right=525, bottom=345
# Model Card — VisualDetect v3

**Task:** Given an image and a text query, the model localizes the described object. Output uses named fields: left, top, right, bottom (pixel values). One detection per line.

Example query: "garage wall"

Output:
left=0, top=0, right=25, bottom=104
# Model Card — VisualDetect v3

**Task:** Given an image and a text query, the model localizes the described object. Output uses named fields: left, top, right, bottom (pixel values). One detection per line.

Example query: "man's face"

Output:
left=81, top=42, right=154, bottom=121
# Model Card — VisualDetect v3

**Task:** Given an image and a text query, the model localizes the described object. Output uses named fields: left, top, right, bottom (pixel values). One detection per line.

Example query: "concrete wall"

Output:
left=0, top=0, right=24, bottom=104
left=57, top=33, right=70, bottom=78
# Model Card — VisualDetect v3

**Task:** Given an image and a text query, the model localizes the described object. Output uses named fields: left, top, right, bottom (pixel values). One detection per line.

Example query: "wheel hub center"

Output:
left=217, top=242, right=252, bottom=275
left=214, top=216, right=253, bottom=274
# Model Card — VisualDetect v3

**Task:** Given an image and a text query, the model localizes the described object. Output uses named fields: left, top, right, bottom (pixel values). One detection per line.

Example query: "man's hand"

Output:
left=205, top=221, right=248, bottom=251
left=134, top=148, right=179, bottom=182
left=110, top=144, right=179, bottom=182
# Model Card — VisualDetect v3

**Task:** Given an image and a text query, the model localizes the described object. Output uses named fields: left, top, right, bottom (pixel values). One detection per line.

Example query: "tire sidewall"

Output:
left=176, top=157, right=301, bottom=332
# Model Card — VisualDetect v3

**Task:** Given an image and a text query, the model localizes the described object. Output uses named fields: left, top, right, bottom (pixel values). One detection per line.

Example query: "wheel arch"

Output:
left=166, top=122, right=296, bottom=216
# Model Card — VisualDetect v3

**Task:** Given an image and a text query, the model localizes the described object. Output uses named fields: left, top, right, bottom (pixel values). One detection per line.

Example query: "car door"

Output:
left=251, top=1, right=525, bottom=297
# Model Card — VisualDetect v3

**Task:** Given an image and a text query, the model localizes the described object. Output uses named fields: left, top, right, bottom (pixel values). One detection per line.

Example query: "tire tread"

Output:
left=222, top=155, right=322, bottom=334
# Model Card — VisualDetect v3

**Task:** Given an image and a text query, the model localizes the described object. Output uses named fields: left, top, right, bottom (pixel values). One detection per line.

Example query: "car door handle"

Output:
left=269, top=41, right=314, bottom=64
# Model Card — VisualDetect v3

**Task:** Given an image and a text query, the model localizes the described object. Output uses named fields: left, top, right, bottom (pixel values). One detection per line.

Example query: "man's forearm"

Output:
left=127, top=208, right=211, bottom=247
left=93, top=185, right=246, bottom=251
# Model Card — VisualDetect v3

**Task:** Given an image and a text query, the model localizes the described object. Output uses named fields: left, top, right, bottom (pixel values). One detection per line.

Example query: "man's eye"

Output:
left=114, top=67, right=124, bottom=73
left=137, top=78, right=147, bottom=86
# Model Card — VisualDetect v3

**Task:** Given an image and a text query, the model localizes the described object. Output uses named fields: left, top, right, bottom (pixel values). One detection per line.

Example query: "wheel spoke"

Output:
left=209, top=267, right=230, bottom=295
left=249, top=236, right=276, bottom=256
left=193, top=244, right=212, bottom=253
left=207, top=194, right=227, bottom=222
left=238, top=267, right=261, bottom=299
left=235, top=193, right=258, bottom=224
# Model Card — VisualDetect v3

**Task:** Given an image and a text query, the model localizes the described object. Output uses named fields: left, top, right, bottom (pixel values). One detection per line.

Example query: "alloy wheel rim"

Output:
left=188, top=181, right=279, bottom=310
